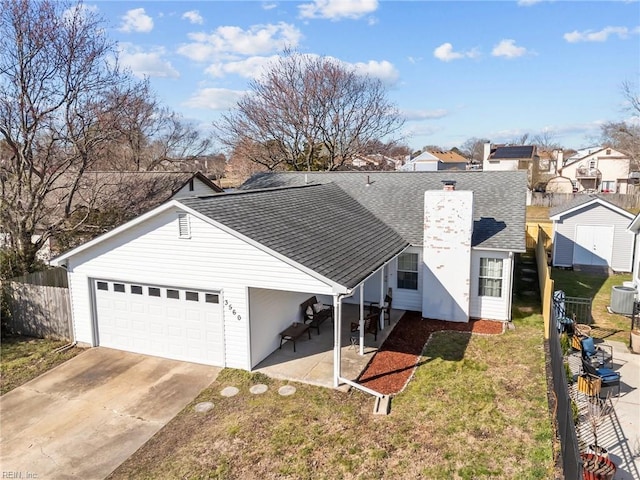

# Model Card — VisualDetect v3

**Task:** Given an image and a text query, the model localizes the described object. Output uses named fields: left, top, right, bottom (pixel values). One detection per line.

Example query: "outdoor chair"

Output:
left=580, top=336, right=613, bottom=369
left=368, top=293, right=393, bottom=327
left=351, top=311, right=379, bottom=341
left=581, top=358, right=621, bottom=397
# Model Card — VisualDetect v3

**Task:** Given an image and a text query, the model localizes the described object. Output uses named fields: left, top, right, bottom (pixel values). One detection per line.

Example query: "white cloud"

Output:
left=182, top=10, right=204, bottom=25
left=205, top=56, right=280, bottom=78
left=352, top=60, right=399, bottom=85
left=118, top=44, right=179, bottom=78
left=183, top=88, right=246, bottom=110
left=299, top=0, right=378, bottom=20
left=63, top=3, right=98, bottom=22
left=517, top=0, right=544, bottom=6
left=119, top=8, right=153, bottom=33
left=491, top=39, right=528, bottom=58
left=433, top=43, right=479, bottom=62
left=402, top=109, right=448, bottom=121
left=177, top=22, right=302, bottom=61
left=262, top=2, right=278, bottom=10
left=563, top=26, right=635, bottom=43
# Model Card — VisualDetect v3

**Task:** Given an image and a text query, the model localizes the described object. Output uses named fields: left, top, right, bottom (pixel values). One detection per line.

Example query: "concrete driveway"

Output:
left=0, top=347, right=220, bottom=480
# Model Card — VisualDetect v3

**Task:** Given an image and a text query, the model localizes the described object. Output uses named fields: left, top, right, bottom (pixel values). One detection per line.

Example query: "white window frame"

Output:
left=397, top=252, right=419, bottom=290
left=478, top=258, right=503, bottom=297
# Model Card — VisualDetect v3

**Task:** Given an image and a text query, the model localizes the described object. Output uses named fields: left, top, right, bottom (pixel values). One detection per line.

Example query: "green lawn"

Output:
left=551, top=269, right=633, bottom=345
left=108, top=302, right=553, bottom=480
left=0, top=335, right=83, bottom=395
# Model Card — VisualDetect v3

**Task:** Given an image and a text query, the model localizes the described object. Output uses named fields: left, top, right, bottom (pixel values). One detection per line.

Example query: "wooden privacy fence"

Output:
left=530, top=192, right=640, bottom=210
left=3, top=267, right=72, bottom=340
left=535, top=226, right=554, bottom=339
left=525, top=221, right=553, bottom=251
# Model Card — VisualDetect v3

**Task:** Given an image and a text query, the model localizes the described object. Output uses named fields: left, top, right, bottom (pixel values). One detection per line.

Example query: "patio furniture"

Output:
left=368, top=289, right=393, bottom=327
left=300, top=296, right=333, bottom=334
left=350, top=311, right=379, bottom=341
left=581, top=336, right=613, bottom=369
left=279, top=323, right=311, bottom=352
left=581, top=358, right=621, bottom=397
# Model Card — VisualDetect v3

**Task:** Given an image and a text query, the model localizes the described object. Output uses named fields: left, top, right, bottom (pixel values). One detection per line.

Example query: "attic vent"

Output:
left=178, top=213, right=191, bottom=238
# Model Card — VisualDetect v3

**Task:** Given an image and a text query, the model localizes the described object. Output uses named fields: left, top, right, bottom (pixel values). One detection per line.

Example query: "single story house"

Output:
left=550, top=195, right=635, bottom=272
left=399, top=150, right=468, bottom=172
left=51, top=171, right=527, bottom=388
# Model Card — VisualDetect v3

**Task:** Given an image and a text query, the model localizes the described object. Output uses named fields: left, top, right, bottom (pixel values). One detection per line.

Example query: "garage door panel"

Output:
left=94, top=280, right=224, bottom=366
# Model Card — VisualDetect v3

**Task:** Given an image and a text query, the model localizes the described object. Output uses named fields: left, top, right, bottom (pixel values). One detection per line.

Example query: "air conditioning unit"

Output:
left=610, top=285, right=637, bottom=315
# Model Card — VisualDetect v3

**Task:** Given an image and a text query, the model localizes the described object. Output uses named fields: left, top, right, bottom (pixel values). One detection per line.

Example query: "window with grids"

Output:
left=397, top=253, right=418, bottom=290
left=478, top=258, right=503, bottom=297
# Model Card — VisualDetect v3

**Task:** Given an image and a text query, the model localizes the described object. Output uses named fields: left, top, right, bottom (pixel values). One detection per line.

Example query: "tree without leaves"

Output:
left=97, top=80, right=214, bottom=172
left=0, top=0, right=144, bottom=276
left=214, top=51, right=404, bottom=171
left=459, top=137, right=490, bottom=164
left=600, top=80, right=640, bottom=169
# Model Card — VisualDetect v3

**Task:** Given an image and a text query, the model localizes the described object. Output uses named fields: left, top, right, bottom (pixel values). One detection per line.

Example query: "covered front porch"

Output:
left=253, top=303, right=405, bottom=390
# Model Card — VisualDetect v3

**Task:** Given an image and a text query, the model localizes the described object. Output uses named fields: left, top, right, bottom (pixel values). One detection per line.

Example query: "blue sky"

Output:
left=91, top=0, right=640, bottom=152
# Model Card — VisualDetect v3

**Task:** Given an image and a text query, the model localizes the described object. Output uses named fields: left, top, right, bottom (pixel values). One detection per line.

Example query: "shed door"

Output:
left=93, top=280, right=224, bottom=366
left=573, top=225, right=614, bottom=266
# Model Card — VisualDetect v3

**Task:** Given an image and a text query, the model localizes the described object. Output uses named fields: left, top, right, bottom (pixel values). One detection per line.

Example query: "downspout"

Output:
left=333, top=291, right=353, bottom=387
left=506, top=252, right=514, bottom=322
left=334, top=290, right=386, bottom=399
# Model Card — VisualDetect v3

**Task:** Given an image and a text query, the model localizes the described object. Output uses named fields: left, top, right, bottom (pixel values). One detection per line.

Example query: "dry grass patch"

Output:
left=108, top=309, right=553, bottom=480
left=0, top=335, right=82, bottom=395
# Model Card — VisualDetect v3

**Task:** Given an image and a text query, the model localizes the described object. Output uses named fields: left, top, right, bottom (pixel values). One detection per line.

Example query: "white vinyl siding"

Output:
left=65, top=208, right=334, bottom=370
left=470, top=250, right=512, bottom=321
left=248, top=287, right=322, bottom=368
left=552, top=202, right=634, bottom=272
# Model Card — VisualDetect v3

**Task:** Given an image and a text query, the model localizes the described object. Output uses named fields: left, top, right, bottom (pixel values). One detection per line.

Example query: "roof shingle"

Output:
left=240, top=171, right=527, bottom=252
left=180, top=183, right=409, bottom=289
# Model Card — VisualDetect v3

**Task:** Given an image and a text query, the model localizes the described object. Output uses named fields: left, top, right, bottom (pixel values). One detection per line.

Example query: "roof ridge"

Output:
left=188, top=182, right=327, bottom=201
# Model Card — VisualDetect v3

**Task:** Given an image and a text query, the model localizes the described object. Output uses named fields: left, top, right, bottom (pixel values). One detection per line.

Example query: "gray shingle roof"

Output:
left=240, top=171, right=527, bottom=252
left=180, top=183, right=409, bottom=289
left=549, top=194, right=633, bottom=218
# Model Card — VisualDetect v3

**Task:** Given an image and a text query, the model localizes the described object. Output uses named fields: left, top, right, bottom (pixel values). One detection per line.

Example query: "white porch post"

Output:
left=333, top=295, right=341, bottom=388
left=359, top=284, right=365, bottom=355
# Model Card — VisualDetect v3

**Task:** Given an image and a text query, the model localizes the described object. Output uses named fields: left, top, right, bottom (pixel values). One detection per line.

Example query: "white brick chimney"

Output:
left=422, top=190, right=473, bottom=322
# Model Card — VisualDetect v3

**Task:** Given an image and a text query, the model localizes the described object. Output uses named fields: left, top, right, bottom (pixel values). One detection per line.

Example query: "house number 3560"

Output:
left=224, top=299, right=242, bottom=321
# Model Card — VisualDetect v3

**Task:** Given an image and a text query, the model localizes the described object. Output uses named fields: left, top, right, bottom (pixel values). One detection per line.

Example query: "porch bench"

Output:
left=300, top=296, right=333, bottom=334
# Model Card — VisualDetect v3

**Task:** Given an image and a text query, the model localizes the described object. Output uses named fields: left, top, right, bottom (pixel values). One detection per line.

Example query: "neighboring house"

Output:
left=399, top=150, right=467, bottom=172
left=550, top=195, right=635, bottom=272
left=50, top=171, right=527, bottom=386
left=2, top=171, right=223, bottom=262
left=349, top=154, right=399, bottom=170
left=559, top=147, right=634, bottom=194
left=482, top=143, right=538, bottom=172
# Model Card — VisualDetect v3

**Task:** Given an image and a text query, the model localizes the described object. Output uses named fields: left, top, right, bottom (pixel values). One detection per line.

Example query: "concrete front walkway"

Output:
left=254, top=303, right=405, bottom=390
left=569, top=340, right=640, bottom=479
left=0, top=348, right=220, bottom=480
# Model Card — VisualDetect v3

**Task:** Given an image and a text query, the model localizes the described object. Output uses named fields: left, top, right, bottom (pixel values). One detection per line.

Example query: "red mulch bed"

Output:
left=357, top=311, right=504, bottom=395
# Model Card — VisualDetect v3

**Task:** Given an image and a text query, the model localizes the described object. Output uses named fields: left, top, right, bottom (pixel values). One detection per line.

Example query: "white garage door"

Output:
left=94, top=280, right=224, bottom=366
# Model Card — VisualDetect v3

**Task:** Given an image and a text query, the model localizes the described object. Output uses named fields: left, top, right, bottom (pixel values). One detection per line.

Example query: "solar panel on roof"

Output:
left=491, top=146, right=534, bottom=159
